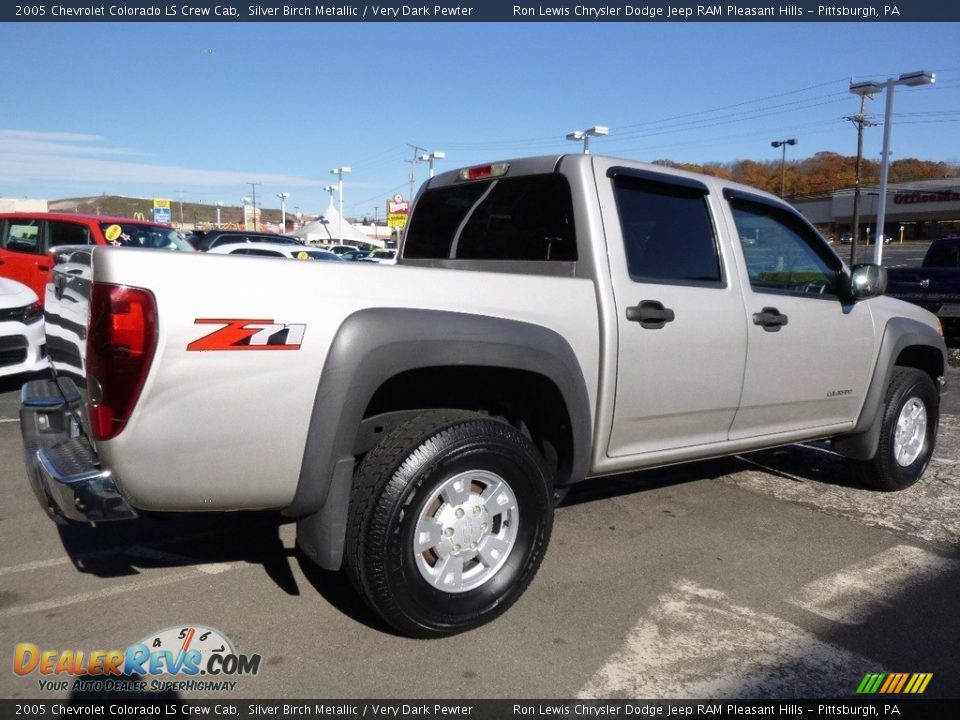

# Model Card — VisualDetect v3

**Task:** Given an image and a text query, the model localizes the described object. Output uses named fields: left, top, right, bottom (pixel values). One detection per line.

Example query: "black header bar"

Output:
left=4, top=1, right=959, bottom=23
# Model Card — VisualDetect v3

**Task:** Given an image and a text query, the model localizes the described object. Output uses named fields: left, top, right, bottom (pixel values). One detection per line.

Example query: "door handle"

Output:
left=753, top=307, right=789, bottom=332
left=626, top=300, right=676, bottom=329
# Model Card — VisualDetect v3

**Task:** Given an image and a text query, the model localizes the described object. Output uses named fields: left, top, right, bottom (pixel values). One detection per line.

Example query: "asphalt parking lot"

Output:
left=1, top=244, right=958, bottom=701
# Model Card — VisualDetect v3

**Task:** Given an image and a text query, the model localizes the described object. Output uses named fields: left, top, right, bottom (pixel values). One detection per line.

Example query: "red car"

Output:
left=0, top=212, right=193, bottom=300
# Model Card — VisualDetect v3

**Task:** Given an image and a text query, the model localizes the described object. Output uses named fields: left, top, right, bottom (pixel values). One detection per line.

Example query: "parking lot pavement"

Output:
left=0, top=367, right=957, bottom=700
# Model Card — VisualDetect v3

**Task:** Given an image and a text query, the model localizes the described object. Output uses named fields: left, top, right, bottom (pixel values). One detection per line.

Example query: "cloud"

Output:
left=0, top=129, right=323, bottom=189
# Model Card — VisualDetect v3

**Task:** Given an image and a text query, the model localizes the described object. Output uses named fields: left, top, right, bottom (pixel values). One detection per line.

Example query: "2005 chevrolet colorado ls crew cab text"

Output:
left=20, top=155, right=947, bottom=637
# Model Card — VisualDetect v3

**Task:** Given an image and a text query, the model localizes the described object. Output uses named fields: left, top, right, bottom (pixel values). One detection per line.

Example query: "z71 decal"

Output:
left=187, top=319, right=306, bottom=351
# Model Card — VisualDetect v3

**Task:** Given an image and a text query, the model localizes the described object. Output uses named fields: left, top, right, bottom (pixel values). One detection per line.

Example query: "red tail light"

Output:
left=86, top=283, right=158, bottom=441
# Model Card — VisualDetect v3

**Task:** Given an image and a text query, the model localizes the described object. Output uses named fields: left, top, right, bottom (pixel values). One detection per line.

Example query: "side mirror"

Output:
left=844, top=263, right=887, bottom=302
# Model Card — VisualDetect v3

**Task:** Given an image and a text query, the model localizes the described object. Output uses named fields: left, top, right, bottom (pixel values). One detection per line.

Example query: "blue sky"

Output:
left=1, top=22, right=958, bottom=217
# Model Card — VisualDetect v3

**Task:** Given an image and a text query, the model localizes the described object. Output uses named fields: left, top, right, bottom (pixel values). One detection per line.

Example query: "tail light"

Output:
left=86, top=283, right=158, bottom=441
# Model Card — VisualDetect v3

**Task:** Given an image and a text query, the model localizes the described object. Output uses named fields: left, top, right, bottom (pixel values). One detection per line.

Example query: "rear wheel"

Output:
left=345, top=411, right=554, bottom=637
left=852, top=367, right=938, bottom=491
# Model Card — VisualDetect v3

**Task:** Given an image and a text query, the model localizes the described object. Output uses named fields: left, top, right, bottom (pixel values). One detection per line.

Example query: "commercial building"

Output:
left=794, top=178, right=960, bottom=242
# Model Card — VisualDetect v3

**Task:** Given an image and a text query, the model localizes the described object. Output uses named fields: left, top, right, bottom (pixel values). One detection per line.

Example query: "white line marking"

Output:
left=791, top=545, right=960, bottom=625
left=0, top=417, right=19, bottom=423
left=0, top=562, right=243, bottom=619
left=577, top=580, right=872, bottom=699
left=0, top=530, right=230, bottom=577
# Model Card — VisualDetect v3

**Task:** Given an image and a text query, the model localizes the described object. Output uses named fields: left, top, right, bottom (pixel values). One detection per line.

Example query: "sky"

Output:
left=1, top=21, right=958, bottom=218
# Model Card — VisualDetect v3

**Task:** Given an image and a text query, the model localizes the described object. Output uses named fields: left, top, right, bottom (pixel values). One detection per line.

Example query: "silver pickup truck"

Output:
left=20, top=155, right=947, bottom=637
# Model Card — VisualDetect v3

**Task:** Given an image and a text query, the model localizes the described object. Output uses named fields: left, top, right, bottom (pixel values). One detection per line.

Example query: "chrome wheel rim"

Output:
left=413, top=469, right=519, bottom=594
left=894, top=398, right=927, bottom=467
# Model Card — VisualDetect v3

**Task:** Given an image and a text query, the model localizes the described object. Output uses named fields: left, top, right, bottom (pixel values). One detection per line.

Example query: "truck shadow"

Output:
left=561, top=443, right=862, bottom=508
left=53, top=509, right=388, bottom=632
left=55, top=511, right=299, bottom=593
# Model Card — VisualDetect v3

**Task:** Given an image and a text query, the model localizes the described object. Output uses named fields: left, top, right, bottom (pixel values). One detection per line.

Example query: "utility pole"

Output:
left=246, top=182, right=261, bottom=230
left=844, top=94, right=877, bottom=265
left=175, top=190, right=186, bottom=230
left=406, top=143, right=426, bottom=202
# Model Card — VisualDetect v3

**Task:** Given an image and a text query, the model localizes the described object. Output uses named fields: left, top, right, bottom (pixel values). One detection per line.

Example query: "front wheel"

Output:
left=345, top=411, right=554, bottom=637
left=852, top=367, right=939, bottom=491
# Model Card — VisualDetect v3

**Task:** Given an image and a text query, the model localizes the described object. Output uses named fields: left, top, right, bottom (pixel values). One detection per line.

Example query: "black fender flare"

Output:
left=288, top=308, right=593, bottom=570
left=832, top=317, right=946, bottom=460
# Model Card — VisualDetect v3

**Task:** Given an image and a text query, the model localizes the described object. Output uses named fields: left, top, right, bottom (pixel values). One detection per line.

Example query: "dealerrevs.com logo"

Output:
left=14, top=625, right=261, bottom=693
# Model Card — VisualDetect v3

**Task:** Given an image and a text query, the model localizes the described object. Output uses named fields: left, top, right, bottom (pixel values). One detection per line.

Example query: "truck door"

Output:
left=722, top=190, right=875, bottom=438
left=596, top=164, right=748, bottom=457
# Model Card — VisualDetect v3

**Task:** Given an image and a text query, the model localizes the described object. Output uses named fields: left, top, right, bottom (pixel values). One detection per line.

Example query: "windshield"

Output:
left=100, top=223, right=194, bottom=251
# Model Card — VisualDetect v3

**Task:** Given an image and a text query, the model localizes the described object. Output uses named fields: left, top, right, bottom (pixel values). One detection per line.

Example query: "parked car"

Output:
left=840, top=233, right=853, bottom=245
left=357, top=249, right=397, bottom=265
left=206, top=242, right=345, bottom=262
left=0, top=212, right=192, bottom=300
left=188, top=230, right=305, bottom=252
left=886, top=236, right=960, bottom=341
left=0, top=278, right=45, bottom=380
left=340, top=249, right=372, bottom=261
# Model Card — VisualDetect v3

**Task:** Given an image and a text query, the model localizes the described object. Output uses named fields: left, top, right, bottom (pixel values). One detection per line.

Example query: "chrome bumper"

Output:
left=20, top=377, right=137, bottom=524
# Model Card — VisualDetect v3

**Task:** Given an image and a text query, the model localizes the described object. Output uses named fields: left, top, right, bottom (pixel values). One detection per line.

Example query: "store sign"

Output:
left=893, top=189, right=960, bottom=205
left=387, top=193, right=409, bottom=229
left=152, top=199, right=172, bottom=224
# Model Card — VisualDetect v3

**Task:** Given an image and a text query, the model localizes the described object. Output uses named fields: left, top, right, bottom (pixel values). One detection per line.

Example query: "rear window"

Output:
left=924, top=239, right=960, bottom=267
left=100, top=223, right=193, bottom=251
left=404, top=174, right=576, bottom=261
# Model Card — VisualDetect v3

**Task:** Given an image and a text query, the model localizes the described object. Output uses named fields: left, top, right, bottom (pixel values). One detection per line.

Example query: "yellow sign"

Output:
left=104, top=224, right=123, bottom=242
left=387, top=213, right=408, bottom=229
left=296, top=251, right=310, bottom=260
left=152, top=199, right=171, bottom=210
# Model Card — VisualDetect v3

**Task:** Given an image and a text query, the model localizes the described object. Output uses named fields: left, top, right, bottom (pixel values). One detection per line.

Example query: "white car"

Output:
left=0, top=278, right=45, bottom=379
left=206, top=242, right=345, bottom=262
left=357, top=249, right=397, bottom=265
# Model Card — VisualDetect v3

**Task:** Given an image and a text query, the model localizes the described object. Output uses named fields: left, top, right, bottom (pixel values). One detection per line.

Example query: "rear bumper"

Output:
left=20, top=377, right=137, bottom=524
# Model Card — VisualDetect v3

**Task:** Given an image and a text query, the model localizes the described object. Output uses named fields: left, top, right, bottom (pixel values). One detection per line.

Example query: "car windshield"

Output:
left=100, top=223, right=193, bottom=251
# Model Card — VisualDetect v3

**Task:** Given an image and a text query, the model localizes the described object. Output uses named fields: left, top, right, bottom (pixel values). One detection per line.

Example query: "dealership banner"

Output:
left=4, top=1, right=959, bottom=22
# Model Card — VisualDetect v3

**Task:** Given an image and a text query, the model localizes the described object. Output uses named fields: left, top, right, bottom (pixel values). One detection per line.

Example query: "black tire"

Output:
left=345, top=410, right=554, bottom=637
left=852, top=367, right=939, bottom=491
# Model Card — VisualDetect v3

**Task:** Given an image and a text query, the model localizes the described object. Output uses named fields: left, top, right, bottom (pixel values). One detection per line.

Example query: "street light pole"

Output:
left=276, top=192, right=290, bottom=234
left=770, top=138, right=797, bottom=197
left=566, top=126, right=609, bottom=154
left=418, top=151, right=446, bottom=179
left=850, top=70, right=935, bottom=265
left=215, top=201, right=224, bottom=229
left=330, top=167, right=351, bottom=242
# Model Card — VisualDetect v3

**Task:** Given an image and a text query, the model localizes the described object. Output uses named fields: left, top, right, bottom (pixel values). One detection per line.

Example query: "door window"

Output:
left=46, top=221, right=92, bottom=250
left=2, top=220, right=42, bottom=254
left=730, top=198, right=841, bottom=297
left=612, top=175, right=722, bottom=287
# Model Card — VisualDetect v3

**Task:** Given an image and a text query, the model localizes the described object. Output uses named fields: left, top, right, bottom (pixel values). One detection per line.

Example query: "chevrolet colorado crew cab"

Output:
left=20, top=155, right=947, bottom=637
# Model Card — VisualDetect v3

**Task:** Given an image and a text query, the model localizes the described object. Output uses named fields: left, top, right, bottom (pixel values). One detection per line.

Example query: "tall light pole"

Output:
left=844, top=92, right=878, bottom=264
left=215, top=201, right=224, bottom=229
left=276, top=192, right=290, bottom=234
left=770, top=138, right=797, bottom=198
left=418, top=151, right=446, bottom=178
left=241, top=197, right=252, bottom=230
left=850, top=70, right=935, bottom=265
left=330, top=167, right=351, bottom=242
left=565, top=125, right=609, bottom=154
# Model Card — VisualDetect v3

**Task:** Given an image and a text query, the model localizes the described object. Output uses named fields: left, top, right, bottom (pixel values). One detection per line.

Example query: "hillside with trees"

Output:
left=654, top=152, right=960, bottom=198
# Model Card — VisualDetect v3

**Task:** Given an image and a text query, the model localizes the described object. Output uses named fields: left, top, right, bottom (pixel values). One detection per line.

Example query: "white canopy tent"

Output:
left=291, top=203, right=384, bottom=248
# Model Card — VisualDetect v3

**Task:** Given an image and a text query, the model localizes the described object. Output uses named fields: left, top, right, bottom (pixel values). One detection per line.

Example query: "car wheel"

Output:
left=852, top=367, right=939, bottom=491
left=345, top=410, right=554, bottom=637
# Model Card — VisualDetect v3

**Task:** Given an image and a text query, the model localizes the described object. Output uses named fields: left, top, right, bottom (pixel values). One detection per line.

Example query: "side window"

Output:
left=46, top=221, right=91, bottom=250
left=404, top=174, right=577, bottom=261
left=730, top=199, right=840, bottom=297
left=613, top=176, right=722, bottom=286
left=2, top=220, right=42, bottom=254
